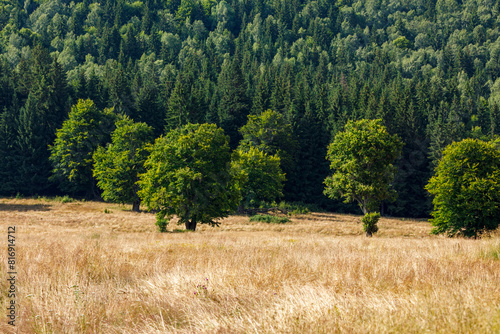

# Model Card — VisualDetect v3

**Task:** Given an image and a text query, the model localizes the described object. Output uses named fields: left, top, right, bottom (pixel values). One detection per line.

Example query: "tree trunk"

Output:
left=185, top=220, right=197, bottom=231
left=366, top=231, right=373, bottom=237
left=132, top=200, right=140, bottom=212
left=88, top=178, right=101, bottom=201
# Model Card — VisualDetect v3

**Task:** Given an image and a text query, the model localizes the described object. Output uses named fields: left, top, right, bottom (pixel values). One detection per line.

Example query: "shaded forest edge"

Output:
left=1, top=0, right=500, bottom=218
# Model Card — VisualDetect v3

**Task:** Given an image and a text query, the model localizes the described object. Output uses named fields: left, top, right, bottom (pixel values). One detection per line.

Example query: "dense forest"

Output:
left=1, top=0, right=499, bottom=217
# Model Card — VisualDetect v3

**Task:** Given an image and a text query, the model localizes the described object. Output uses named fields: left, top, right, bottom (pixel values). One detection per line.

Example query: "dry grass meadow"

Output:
left=0, top=197, right=499, bottom=333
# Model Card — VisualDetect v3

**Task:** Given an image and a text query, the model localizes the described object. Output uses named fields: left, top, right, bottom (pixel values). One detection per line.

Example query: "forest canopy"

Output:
left=1, top=0, right=500, bottom=217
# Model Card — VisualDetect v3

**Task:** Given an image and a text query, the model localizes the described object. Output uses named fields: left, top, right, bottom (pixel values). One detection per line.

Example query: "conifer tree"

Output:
left=217, top=54, right=250, bottom=148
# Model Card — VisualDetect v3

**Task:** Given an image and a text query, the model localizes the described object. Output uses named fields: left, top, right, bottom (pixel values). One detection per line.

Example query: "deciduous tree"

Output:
left=49, top=99, right=117, bottom=196
left=239, top=109, right=297, bottom=176
left=324, top=119, right=403, bottom=236
left=231, top=146, right=285, bottom=208
left=138, top=123, right=239, bottom=231
left=426, top=138, right=500, bottom=238
left=93, top=117, right=153, bottom=212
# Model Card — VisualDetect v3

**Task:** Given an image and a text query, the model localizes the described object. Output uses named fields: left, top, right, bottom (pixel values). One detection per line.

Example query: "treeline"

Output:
left=1, top=0, right=500, bottom=217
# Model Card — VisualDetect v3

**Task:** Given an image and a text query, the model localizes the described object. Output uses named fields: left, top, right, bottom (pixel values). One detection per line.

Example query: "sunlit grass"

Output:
left=0, top=198, right=499, bottom=333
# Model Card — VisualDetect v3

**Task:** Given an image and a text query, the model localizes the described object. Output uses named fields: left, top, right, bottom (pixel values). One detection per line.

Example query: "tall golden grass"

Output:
left=0, top=198, right=499, bottom=333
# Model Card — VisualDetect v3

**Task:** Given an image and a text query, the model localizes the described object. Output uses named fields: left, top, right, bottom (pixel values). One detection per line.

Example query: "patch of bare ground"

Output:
left=0, top=198, right=499, bottom=333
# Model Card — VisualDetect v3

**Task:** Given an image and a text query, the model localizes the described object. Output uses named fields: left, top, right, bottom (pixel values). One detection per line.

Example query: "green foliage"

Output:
left=231, top=146, right=285, bottom=207
left=426, top=139, right=500, bottom=238
left=361, top=212, right=380, bottom=237
left=249, top=214, right=290, bottom=224
left=217, top=56, right=251, bottom=148
left=324, top=119, right=403, bottom=216
left=54, top=195, right=75, bottom=203
left=239, top=110, right=298, bottom=175
left=138, top=123, right=239, bottom=231
left=93, top=116, right=153, bottom=211
left=258, top=201, right=322, bottom=215
left=155, top=217, right=169, bottom=232
left=393, top=36, right=410, bottom=49
left=49, top=99, right=118, bottom=196
left=2, top=0, right=500, bottom=214
left=277, top=201, right=315, bottom=215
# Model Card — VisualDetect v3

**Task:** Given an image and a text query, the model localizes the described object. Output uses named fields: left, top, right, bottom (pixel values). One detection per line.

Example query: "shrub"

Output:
left=55, top=195, right=75, bottom=203
left=277, top=201, right=323, bottom=215
left=256, top=201, right=322, bottom=215
left=155, top=218, right=168, bottom=233
left=361, top=212, right=380, bottom=237
left=249, top=214, right=290, bottom=224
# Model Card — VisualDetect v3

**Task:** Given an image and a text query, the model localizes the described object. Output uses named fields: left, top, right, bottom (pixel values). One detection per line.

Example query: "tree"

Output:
left=138, top=123, right=239, bottom=231
left=0, top=105, right=17, bottom=195
left=426, top=139, right=500, bottom=238
left=231, top=146, right=285, bottom=209
left=49, top=99, right=118, bottom=196
left=217, top=55, right=250, bottom=148
left=165, top=69, right=204, bottom=131
left=12, top=93, right=54, bottom=195
left=238, top=109, right=298, bottom=176
left=93, top=117, right=153, bottom=212
left=324, top=119, right=403, bottom=236
left=4, top=49, right=72, bottom=196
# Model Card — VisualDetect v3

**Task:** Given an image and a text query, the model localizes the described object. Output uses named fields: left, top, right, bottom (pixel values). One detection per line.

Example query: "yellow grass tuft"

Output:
left=0, top=198, right=499, bottom=333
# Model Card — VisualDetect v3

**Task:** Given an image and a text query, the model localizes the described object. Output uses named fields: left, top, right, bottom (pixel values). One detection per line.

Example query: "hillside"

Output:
left=1, top=0, right=500, bottom=216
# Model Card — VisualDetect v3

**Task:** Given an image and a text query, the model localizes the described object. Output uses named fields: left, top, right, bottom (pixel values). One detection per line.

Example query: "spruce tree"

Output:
left=217, top=54, right=250, bottom=148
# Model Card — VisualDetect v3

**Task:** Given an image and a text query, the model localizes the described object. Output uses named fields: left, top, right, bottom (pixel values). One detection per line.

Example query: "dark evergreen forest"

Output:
left=1, top=0, right=499, bottom=217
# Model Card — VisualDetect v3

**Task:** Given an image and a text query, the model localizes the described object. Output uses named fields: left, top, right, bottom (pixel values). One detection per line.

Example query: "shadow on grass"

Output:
left=0, top=203, right=51, bottom=212
left=304, top=212, right=341, bottom=220
left=170, top=229, right=191, bottom=233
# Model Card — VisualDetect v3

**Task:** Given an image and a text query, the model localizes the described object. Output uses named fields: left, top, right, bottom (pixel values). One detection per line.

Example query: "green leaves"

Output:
left=361, top=212, right=380, bottom=237
left=324, top=119, right=403, bottom=216
left=239, top=110, right=298, bottom=175
left=138, top=123, right=239, bottom=231
left=231, top=146, right=285, bottom=206
left=426, top=138, right=500, bottom=238
left=49, top=99, right=118, bottom=195
left=93, top=116, right=153, bottom=211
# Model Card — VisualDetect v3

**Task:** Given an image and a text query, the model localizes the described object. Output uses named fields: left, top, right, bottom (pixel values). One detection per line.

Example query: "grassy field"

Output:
left=0, top=198, right=499, bottom=333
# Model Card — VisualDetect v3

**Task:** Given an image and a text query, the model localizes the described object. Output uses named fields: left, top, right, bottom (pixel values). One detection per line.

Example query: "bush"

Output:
left=256, top=201, right=322, bottom=215
left=155, top=218, right=168, bottom=233
left=249, top=214, right=290, bottom=224
left=55, top=195, right=75, bottom=203
left=361, top=212, right=380, bottom=237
